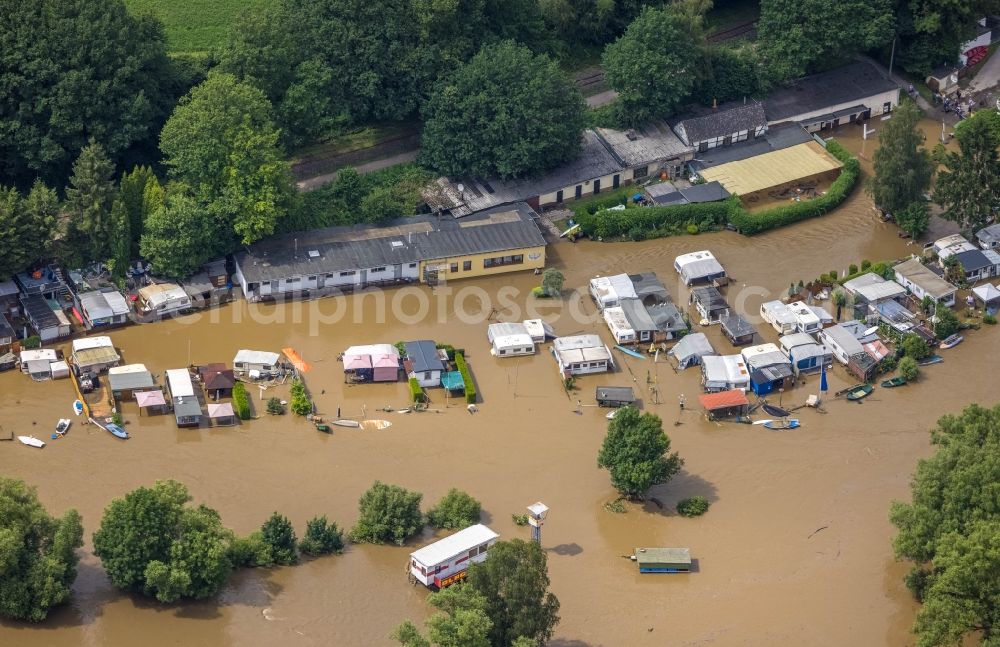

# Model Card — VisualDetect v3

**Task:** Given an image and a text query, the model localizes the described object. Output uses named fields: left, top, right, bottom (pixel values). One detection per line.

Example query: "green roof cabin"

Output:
left=634, top=547, right=691, bottom=573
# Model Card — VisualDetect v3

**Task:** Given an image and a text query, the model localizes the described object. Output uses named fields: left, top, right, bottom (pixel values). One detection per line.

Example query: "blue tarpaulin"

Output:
left=441, top=371, right=465, bottom=391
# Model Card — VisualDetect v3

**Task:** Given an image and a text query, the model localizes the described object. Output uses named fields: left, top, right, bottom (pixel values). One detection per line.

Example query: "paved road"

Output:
left=968, top=50, right=1000, bottom=94
left=586, top=89, right=619, bottom=108
left=296, top=150, right=420, bottom=191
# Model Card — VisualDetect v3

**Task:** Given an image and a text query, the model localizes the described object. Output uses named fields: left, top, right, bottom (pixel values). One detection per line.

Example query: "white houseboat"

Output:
left=409, top=524, right=499, bottom=588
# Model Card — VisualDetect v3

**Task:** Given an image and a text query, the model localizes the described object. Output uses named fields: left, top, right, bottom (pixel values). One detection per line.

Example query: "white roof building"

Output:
left=760, top=300, right=797, bottom=334
left=137, top=283, right=190, bottom=313
left=409, top=524, right=500, bottom=587
left=741, top=343, right=790, bottom=370
left=165, top=368, right=195, bottom=399
left=819, top=324, right=865, bottom=364
left=843, top=273, right=906, bottom=303
left=894, top=257, right=957, bottom=305
left=674, top=250, right=726, bottom=285
left=552, top=335, right=614, bottom=375
left=786, top=301, right=821, bottom=334
left=487, top=322, right=535, bottom=357
left=522, top=319, right=556, bottom=342
left=233, top=349, right=281, bottom=368
left=71, top=336, right=114, bottom=353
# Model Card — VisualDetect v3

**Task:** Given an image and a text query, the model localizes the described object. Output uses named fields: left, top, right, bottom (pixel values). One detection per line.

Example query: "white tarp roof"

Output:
left=71, top=336, right=114, bottom=352
left=553, top=335, right=613, bottom=363
left=165, top=369, right=195, bottom=398
left=674, top=250, right=725, bottom=282
left=410, top=524, right=499, bottom=567
left=138, top=283, right=187, bottom=307
left=233, top=349, right=280, bottom=366
left=973, top=283, right=1000, bottom=303
left=487, top=322, right=530, bottom=343
left=109, top=363, right=149, bottom=375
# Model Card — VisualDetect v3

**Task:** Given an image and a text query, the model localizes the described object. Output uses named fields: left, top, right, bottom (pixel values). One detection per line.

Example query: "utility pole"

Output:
left=888, top=36, right=896, bottom=79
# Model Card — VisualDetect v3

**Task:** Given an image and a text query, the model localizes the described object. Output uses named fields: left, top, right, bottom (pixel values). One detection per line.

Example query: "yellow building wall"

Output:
left=420, top=245, right=546, bottom=282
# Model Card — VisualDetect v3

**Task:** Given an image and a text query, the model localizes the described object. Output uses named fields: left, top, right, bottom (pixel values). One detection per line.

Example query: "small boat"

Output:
left=880, top=376, right=908, bottom=388
left=615, top=345, right=646, bottom=360
left=761, top=403, right=791, bottom=418
left=939, top=334, right=963, bottom=350
left=845, top=384, right=874, bottom=401
left=361, top=419, right=392, bottom=431
left=105, top=424, right=129, bottom=440
left=606, top=409, right=618, bottom=420
left=73, top=400, right=84, bottom=416
left=315, top=423, right=332, bottom=433
left=751, top=419, right=773, bottom=426
left=763, top=419, right=799, bottom=430
left=397, top=408, right=411, bottom=414
left=331, top=419, right=361, bottom=428
left=55, top=419, right=72, bottom=435
left=17, top=435, right=46, bottom=448
left=918, top=354, right=943, bottom=366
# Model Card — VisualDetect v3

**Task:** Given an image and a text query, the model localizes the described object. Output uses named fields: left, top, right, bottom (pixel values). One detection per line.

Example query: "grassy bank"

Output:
left=123, top=0, right=270, bottom=54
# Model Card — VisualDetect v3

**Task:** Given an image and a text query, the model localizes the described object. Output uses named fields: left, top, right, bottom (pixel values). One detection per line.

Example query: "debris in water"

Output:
left=807, top=525, right=829, bottom=539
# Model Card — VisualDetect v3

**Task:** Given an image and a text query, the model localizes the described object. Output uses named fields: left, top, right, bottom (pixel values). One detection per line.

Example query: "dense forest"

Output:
left=1, top=0, right=996, bottom=278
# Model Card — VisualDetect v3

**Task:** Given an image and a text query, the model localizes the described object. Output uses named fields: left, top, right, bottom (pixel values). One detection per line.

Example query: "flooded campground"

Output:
left=0, top=120, right=988, bottom=646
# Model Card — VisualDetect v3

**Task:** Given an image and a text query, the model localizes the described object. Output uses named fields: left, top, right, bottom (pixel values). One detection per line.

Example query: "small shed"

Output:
left=848, top=351, right=879, bottom=382
left=173, top=397, right=203, bottom=428
left=668, top=333, right=716, bottom=370
left=596, top=386, right=636, bottom=408
left=200, top=364, right=236, bottom=400
left=108, top=364, right=155, bottom=399
left=50, top=360, right=70, bottom=380
left=699, top=389, right=750, bottom=420
left=720, top=314, right=755, bottom=346
left=207, top=402, right=237, bottom=427
left=0, top=313, right=14, bottom=351
left=404, top=340, right=444, bottom=387
left=371, top=351, right=400, bottom=382
left=633, top=547, right=691, bottom=573
left=976, top=224, right=1000, bottom=250
left=973, top=283, right=1000, bottom=312
left=135, top=389, right=167, bottom=416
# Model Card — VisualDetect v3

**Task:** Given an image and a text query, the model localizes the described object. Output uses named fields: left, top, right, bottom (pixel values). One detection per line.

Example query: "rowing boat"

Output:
left=73, top=400, right=84, bottom=416
left=56, top=418, right=72, bottom=435
left=18, top=435, right=45, bottom=448
left=918, top=354, right=943, bottom=366
left=846, top=384, right=874, bottom=401
left=939, top=334, right=963, bottom=350
left=361, top=419, right=392, bottom=431
left=763, top=419, right=799, bottom=430
left=880, top=376, right=907, bottom=388
left=615, top=345, right=646, bottom=360
left=332, top=419, right=361, bottom=428
left=105, top=423, right=129, bottom=439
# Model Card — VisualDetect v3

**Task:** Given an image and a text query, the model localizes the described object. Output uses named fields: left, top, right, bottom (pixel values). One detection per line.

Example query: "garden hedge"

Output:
left=232, top=382, right=251, bottom=420
left=408, top=377, right=426, bottom=403
left=576, top=139, right=859, bottom=241
left=454, top=352, right=476, bottom=404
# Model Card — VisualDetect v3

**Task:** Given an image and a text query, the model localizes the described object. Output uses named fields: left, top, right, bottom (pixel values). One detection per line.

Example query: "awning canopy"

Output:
left=699, top=389, right=749, bottom=411
left=207, top=402, right=235, bottom=418
left=135, top=390, right=166, bottom=407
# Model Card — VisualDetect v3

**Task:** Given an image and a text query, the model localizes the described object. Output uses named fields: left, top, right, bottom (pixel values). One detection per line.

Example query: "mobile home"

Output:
left=551, top=335, right=614, bottom=376
left=409, top=524, right=499, bottom=588
left=589, top=274, right=638, bottom=311
left=701, top=354, right=750, bottom=392
left=674, top=251, right=726, bottom=286
left=136, top=283, right=191, bottom=316
left=233, top=349, right=281, bottom=376
left=602, top=307, right=637, bottom=344
left=487, top=323, right=535, bottom=357
left=760, top=300, right=797, bottom=335
left=165, top=368, right=202, bottom=428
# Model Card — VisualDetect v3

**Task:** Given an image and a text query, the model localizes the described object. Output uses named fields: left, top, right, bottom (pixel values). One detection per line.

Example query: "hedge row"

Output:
left=576, top=196, right=742, bottom=240
left=575, top=140, right=859, bottom=241
left=232, top=382, right=251, bottom=420
left=408, top=377, right=426, bottom=403
left=730, top=140, right=860, bottom=235
left=454, top=352, right=476, bottom=404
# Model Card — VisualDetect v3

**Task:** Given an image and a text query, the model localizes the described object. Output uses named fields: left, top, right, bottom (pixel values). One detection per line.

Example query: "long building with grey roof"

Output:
left=232, top=203, right=547, bottom=300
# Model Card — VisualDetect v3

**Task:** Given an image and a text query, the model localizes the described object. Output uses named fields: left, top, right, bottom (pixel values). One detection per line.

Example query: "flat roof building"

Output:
left=552, top=335, right=614, bottom=376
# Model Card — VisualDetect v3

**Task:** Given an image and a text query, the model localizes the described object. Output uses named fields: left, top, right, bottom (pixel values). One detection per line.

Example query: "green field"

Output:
left=124, top=0, right=272, bottom=54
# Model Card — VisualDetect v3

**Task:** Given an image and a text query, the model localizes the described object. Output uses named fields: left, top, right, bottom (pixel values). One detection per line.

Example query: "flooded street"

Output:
left=1, top=119, right=987, bottom=646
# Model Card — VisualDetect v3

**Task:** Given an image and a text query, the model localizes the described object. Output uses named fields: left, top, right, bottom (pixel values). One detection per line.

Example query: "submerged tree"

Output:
left=0, top=478, right=84, bottom=622
left=597, top=407, right=683, bottom=499
left=868, top=100, right=933, bottom=218
left=93, top=480, right=235, bottom=602
left=260, top=512, right=298, bottom=565
left=349, top=482, right=424, bottom=545
left=426, top=489, right=482, bottom=530
left=891, top=404, right=1000, bottom=647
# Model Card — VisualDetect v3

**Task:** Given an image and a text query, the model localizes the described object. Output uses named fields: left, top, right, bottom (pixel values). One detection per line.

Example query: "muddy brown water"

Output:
left=1, top=121, right=987, bottom=646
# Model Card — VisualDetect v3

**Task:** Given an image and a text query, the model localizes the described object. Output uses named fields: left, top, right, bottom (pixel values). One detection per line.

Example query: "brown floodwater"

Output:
left=1, top=120, right=986, bottom=646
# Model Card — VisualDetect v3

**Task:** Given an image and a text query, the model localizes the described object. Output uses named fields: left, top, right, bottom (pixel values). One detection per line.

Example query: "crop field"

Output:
left=124, top=0, right=272, bottom=54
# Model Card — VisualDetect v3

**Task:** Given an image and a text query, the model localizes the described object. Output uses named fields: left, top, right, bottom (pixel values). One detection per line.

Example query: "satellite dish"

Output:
left=456, top=183, right=465, bottom=193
